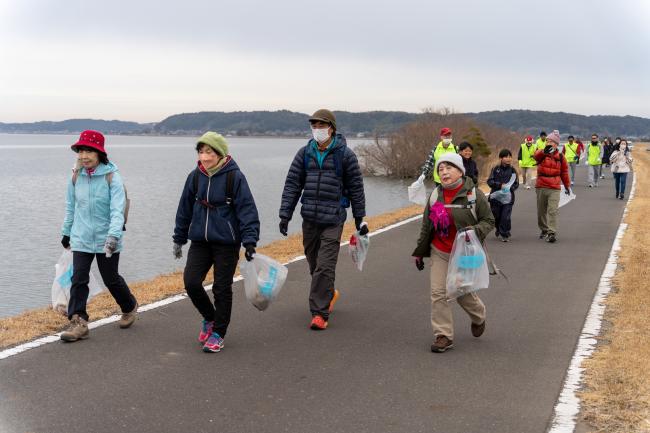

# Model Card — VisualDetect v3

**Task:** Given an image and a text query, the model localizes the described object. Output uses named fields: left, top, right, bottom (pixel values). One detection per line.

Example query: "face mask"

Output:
left=442, top=138, right=452, bottom=145
left=616, top=139, right=621, bottom=144
left=312, top=127, right=331, bottom=144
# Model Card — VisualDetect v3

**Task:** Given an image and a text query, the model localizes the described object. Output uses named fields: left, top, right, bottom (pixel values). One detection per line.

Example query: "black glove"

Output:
left=61, top=235, right=70, bottom=249
left=355, top=217, right=369, bottom=236
left=244, top=244, right=256, bottom=262
left=414, top=257, right=424, bottom=271
left=279, top=219, right=289, bottom=236
left=565, top=188, right=571, bottom=195
left=543, top=145, right=553, bottom=154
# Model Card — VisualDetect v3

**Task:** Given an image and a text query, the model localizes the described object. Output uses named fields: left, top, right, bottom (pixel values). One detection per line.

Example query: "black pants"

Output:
left=183, top=241, right=239, bottom=338
left=69, top=252, right=137, bottom=321
left=302, top=221, right=344, bottom=319
left=490, top=201, right=514, bottom=238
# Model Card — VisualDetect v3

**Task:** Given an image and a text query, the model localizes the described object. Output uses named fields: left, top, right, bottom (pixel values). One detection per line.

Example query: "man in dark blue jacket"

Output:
left=173, top=131, right=260, bottom=353
left=279, top=109, right=367, bottom=330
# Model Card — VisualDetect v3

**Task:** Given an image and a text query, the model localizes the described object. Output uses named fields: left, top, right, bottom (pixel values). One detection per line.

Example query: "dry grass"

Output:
left=0, top=204, right=423, bottom=350
left=579, top=144, right=650, bottom=433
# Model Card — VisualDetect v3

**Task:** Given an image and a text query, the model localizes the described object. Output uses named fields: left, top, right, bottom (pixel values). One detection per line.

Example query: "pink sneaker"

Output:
left=198, top=320, right=214, bottom=344
left=202, top=332, right=224, bottom=353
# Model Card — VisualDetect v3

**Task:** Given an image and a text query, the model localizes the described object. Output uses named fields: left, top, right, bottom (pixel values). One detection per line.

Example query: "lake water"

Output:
left=0, top=134, right=412, bottom=318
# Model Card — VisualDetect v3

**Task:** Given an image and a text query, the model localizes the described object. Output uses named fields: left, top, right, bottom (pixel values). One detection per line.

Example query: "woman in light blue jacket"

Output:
left=59, top=130, right=138, bottom=342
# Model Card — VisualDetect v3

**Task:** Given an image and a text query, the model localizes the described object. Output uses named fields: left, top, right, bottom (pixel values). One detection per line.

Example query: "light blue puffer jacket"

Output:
left=61, top=162, right=126, bottom=253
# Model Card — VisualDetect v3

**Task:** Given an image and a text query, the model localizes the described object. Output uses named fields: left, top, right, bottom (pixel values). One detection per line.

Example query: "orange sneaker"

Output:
left=328, top=289, right=340, bottom=313
left=310, top=315, right=328, bottom=330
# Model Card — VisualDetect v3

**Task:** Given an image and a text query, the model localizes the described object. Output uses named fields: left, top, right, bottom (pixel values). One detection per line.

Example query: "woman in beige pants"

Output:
left=412, top=153, right=495, bottom=353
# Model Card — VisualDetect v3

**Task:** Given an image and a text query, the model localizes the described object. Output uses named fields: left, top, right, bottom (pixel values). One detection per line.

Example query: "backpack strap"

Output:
left=225, top=170, right=235, bottom=206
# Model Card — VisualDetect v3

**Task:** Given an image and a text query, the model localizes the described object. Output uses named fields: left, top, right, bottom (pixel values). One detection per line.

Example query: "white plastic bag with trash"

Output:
left=407, top=178, right=427, bottom=206
left=488, top=173, right=517, bottom=204
left=240, top=254, right=288, bottom=311
left=51, top=249, right=103, bottom=315
left=348, top=231, right=370, bottom=271
left=559, top=185, right=576, bottom=208
left=446, top=229, right=490, bottom=299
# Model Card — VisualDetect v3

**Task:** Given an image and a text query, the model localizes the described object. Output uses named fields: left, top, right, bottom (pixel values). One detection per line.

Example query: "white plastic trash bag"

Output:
left=559, top=185, right=576, bottom=208
left=407, top=178, right=427, bottom=205
left=348, top=231, right=370, bottom=271
left=446, top=230, right=490, bottom=299
left=240, top=254, right=288, bottom=311
left=51, top=249, right=103, bottom=315
left=488, top=173, right=517, bottom=204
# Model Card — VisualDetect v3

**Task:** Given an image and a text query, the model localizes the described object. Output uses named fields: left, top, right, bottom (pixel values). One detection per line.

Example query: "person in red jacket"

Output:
left=534, top=130, right=571, bottom=243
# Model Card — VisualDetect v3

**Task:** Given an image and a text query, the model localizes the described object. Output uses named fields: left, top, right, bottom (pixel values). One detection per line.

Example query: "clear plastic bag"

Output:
left=407, top=179, right=427, bottom=205
left=51, top=249, right=103, bottom=315
left=488, top=173, right=517, bottom=204
left=240, top=254, right=288, bottom=311
left=446, top=229, right=490, bottom=299
left=348, top=231, right=370, bottom=271
left=559, top=185, right=576, bottom=208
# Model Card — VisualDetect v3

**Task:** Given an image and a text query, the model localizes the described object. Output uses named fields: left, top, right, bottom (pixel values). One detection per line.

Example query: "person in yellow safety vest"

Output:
left=535, top=131, right=548, bottom=151
left=517, top=135, right=537, bottom=190
left=419, top=127, right=458, bottom=185
left=587, top=133, right=603, bottom=188
left=562, top=135, right=581, bottom=185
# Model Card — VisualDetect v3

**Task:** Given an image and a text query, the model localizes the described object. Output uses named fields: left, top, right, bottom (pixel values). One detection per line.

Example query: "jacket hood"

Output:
left=79, top=161, right=118, bottom=177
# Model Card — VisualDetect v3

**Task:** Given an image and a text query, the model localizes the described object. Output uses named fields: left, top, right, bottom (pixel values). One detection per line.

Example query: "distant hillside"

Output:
left=2, top=110, right=649, bottom=138
left=0, top=119, right=149, bottom=134
left=153, top=110, right=418, bottom=136
left=468, top=110, right=650, bottom=139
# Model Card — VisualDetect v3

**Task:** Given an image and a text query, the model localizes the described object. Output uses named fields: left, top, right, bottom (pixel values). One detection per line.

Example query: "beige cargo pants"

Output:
left=430, top=251, right=486, bottom=340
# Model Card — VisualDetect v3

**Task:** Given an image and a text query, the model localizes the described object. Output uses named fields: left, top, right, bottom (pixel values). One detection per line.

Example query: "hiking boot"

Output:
left=60, top=315, right=89, bottom=342
left=328, top=289, right=340, bottom=313
left=539, top=231, right=547, bottom=239
left=199, top=320, right=214, bottom=344
left=202, top=332, right=224, bottom=353
left=118, top=301, right=138, bottom=329
left=431, top=335, right=453, bottom=353
left=501, top=237, right=509, bottom=243
left=619, top=195, right=625, bottom=200
left=546, top=233, right=557, bottom=243
left=471, top=321, right=486, bottom=337
left=525, top=185, right=531, bottom=190
left=310, top=315, right=328, bottom=330
left=588, top=184, right=593, bottom=188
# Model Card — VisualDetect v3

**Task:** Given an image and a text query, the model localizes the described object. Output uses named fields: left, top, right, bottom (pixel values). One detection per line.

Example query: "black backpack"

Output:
left=192, top=168, right=235, bottom=209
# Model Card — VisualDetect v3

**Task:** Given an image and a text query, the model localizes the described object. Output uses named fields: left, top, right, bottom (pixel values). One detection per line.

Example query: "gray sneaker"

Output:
left=60, top=315, right=89, bottom=342
left=119, top=301, right=138, bottom=329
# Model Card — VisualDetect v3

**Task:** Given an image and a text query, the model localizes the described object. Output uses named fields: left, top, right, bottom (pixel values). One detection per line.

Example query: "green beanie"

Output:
left=197, top=131, right=229, bottom=156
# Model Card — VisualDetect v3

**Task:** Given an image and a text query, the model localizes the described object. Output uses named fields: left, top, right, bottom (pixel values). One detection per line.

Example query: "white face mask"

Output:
left=616, top=139, right=621, bottom=144
left=312, top=127, right=331, bottom=144
left=442, top=138, right=452, bottom=145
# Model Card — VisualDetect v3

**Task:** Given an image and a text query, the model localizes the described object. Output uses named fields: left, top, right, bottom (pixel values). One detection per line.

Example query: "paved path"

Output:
left=0, top=166, right=629, bottom=433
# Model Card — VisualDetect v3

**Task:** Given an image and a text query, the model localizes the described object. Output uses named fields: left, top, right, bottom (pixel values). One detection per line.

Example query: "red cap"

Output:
left=525, top=135, right=533, bottom=142
left=440, top=127, right=452, bottom=136
left=71, top=130, right=106, bottom=155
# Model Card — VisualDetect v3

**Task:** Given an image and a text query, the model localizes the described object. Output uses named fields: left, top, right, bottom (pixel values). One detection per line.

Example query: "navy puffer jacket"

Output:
left=279, top=134, right=366, bottom=225
left=173, top=159, right=260, bottom=246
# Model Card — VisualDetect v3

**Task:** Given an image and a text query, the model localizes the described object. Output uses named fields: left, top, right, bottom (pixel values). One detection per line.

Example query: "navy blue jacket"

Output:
left=173, top=159, right=260, bottom=246
left=279, top=134, right=366, bottom=225
left=462, top=157, right=479, bottom=185
left=487, top=164, right=519, bottom=205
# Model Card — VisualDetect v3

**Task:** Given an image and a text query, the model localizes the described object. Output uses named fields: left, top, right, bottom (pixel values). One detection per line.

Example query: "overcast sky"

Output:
left=1, top=0, right=649, bottom=122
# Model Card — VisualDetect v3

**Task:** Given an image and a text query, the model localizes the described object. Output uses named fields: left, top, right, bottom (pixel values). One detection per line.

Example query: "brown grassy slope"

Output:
left=0, top=205, right=423, bottom=350
left=579, top=145, right=650, bottom=433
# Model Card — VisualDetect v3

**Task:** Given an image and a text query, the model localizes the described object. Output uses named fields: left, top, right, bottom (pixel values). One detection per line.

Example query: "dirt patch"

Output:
left=579, top=144, right=650, bottom=432
left=0, top=205, right=423, bottom=350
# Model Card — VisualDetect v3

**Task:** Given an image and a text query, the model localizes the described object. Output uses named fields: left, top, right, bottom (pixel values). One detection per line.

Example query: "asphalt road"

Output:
left=0, top=166, right=629, bottom=433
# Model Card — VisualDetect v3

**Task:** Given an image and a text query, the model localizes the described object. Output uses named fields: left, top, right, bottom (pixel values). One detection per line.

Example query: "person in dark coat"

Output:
left=173, top=131, right=260, bottom=353
left=487, top=149, right=519, bottom=242
left=279, top=109, right=367, bottom=331
left=458, top=141, right=479, bottom=185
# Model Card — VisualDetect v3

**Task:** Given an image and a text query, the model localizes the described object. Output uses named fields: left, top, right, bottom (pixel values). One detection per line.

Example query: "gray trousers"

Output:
left=568, top=162, right=577, bottom=183
left=521, top=167, right=535, bottom=187
left=588, top=165, right=600, bottom=186
left=302, top=221, right=344, bottom=319
left=536, top=188, right=560, bottom=235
